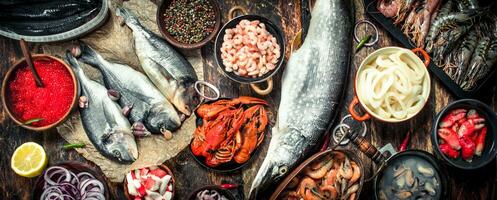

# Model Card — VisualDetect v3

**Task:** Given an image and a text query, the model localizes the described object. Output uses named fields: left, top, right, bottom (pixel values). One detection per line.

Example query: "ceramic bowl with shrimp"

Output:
left=214, top=15, right=285, bottom=83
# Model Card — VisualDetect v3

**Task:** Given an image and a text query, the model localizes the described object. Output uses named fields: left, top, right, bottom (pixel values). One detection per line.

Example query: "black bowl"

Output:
left=374, top=150, right=449, bottom=200
left=188, top=185, right=236, bottom=200
left=214, top=15, right=285, bottom=84
left=188, top=98, right=268, bottom=173
left=431, top=99, right=497, bottom=170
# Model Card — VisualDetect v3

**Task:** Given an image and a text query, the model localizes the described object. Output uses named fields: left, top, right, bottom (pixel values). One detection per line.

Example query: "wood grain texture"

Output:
left=0, top=0, right=496, bottom=199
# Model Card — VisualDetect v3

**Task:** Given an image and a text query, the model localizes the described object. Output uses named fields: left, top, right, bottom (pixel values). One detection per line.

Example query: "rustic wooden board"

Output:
left=0, top=0, right=496, bottom=199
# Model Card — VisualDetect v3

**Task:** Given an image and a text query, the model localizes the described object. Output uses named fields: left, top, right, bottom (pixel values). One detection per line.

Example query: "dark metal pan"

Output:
left=270, top=149, right=365, bottom=200
left=431, top=99, right=497, bottom=170
left=362, top=0, right=497, bottom=98
left=214, top=14, right=285, bottom=95
left=347, top=131, right=449, bottom=200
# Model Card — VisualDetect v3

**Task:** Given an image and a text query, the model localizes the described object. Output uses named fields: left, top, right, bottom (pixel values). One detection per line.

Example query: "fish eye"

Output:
left=113, top=150, right=121, bottom=158
left=278, top=165, right=288, bottom=176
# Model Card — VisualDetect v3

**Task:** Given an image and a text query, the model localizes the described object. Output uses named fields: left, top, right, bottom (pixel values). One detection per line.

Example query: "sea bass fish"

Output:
left=249, top=0, right=353, bottom=198
left=66, top=52, right=138, bottom=163
left=76, top=43, right=181, bottom=137
left=116, top=7, right=199, bottom=116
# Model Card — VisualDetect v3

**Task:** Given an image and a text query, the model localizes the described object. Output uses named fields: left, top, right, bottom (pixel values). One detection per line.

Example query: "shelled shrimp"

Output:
left=220, top=19, right=281, bottom=78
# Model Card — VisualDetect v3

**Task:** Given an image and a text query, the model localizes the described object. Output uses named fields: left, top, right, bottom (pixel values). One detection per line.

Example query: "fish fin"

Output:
left=158, top=64, right=175, bottom=82
left=115, top=7, right=140, bottom=26
left=119, top=87, right=155, bottom=106
left=101, top=100, right=118, bottom=127
left=65, top=50, right=86, bottom=97
left=65, top=50, right=82, bottom=72
left=77, top=43, right=103, bottom=68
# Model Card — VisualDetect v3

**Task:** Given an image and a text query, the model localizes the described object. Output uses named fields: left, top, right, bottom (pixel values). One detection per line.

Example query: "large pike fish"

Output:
left=66, top=52, right=138, bottom=163
left=76, top=43, right=181, bottom=137
left=249, top=0, right=353, bottom=198
left=116, top=7, right=199, bottom=116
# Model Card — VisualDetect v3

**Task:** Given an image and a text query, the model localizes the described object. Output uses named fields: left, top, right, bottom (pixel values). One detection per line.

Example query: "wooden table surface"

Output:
left=1, top=0, right=496, bottom=199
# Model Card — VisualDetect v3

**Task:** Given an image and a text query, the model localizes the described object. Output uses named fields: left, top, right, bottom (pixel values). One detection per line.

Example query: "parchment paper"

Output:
left=43, top=0, right=204, bottom=182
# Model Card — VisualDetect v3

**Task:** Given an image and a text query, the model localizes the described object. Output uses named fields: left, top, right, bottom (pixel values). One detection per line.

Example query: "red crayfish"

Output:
left=191, top=96, right=268, bottom=167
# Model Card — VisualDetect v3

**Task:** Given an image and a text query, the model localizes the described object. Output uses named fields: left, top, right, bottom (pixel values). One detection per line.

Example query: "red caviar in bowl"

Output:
left=7, top=59, right=75, bottom=127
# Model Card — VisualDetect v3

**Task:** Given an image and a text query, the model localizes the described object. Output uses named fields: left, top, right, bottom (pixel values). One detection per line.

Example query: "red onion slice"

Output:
left=41, top=166, right=105, bottom=200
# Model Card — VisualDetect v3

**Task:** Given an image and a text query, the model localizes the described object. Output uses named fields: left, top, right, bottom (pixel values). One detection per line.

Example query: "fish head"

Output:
left=145, top=103, right=182, bottom=133
left=173, top=79, right=200, bottom=116
left=103, top=127, right=138, bottom=163
left=249, top=131, right=305, bottom=199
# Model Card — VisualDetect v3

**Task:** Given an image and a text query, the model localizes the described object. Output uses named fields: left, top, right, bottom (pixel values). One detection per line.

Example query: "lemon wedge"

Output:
left=11, top=142, right=47, bottom=178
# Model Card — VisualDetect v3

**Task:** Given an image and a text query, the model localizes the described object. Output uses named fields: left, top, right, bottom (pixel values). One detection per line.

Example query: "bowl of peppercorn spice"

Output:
left=157, top=0, right=221, bottom=49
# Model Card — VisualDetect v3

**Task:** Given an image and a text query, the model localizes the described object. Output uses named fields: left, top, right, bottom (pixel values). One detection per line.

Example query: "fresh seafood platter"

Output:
left=1, top=0, right=497, bottom=199
left=365, top=0, right=497, bottom=97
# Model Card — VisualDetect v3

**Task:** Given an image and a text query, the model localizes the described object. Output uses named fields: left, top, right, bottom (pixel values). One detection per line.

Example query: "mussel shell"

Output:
left=374, top=150, right=449, bottom=200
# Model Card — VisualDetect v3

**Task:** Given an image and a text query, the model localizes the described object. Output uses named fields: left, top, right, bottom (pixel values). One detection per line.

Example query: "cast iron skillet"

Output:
left=188, top=98, right=268, bottom=173
left=431, top=99, right=497, bottom=170
left=270, top=149, right=365, bottom=200
left=188, top=185, right=236, bottom=200
left=214, top=15, right=285, bottom=84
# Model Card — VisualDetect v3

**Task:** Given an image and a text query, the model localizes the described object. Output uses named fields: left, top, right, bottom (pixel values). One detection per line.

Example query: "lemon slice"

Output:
left=11, top=142, right=47, bottom=178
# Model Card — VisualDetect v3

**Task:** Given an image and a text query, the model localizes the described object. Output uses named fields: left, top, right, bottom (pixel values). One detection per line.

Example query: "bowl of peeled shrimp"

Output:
left=214, top=13, right=285, bottom=96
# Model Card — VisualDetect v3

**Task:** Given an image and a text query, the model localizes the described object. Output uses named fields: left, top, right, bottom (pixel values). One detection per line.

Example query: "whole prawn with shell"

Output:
left=278, top=151, right=361, bottom=200
left=378, top=0, right=442, bottom=48
left=220, top=19, right=281, bottom=78
left=190, top=97, right=269, bottom=167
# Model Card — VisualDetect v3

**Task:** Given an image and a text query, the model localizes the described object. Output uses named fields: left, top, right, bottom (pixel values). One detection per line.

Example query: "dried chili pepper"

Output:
left=220, top=183, right=237, bottom=190
left=399, top=131, right=411, bottom=151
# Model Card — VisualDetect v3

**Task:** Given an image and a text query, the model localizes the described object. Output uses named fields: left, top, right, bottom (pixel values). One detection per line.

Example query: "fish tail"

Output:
left=66, top=50, right=89, bottom=85
left=77, top=43, right=103, bottom=69
left=66, top=50, right=84, bottom=75
left=115, top=7, right=140, bottom=26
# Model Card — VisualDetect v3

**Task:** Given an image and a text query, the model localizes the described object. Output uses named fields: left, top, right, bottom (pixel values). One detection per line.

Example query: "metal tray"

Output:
left=363, top=0, right=497, bottom=98
left=0, top=0, right=109, bottom=43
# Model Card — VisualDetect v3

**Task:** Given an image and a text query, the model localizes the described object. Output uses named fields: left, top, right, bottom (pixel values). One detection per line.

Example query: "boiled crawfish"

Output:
left=191, top=96, right=269, bottom=167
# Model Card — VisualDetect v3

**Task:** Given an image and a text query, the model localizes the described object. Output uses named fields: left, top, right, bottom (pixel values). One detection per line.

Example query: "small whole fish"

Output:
left=76, top=43, right=181, bottom=137
left=66, top=52, right=138, bottom=163
left=249, top=0, right=353, bottom=198
left=116, top=7, right=199, bottom=116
